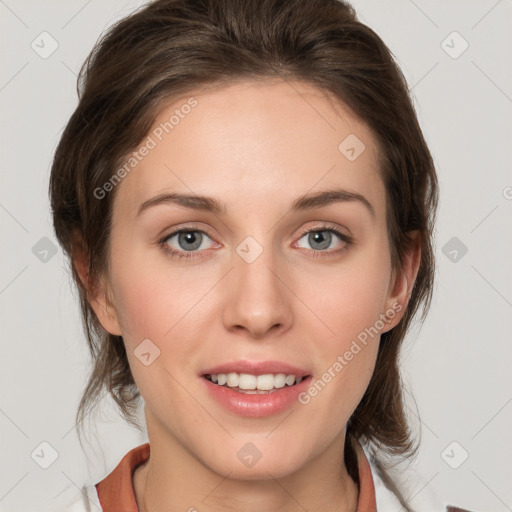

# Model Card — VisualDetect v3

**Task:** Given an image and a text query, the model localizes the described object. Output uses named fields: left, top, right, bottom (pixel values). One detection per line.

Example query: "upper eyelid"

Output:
left=161, top=222, right=347, bottom=238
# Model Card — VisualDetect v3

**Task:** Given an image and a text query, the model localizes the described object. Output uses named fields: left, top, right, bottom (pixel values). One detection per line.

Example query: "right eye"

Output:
left=159, top=228, right=216, bottom=260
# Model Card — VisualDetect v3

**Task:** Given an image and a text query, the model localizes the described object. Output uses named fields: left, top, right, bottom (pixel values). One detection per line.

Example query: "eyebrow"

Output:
left=136, top=187, right=375, bottom=219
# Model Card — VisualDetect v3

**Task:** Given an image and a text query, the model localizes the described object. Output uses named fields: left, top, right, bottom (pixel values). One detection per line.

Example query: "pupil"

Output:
left=310, top=230, right=330, bottom=250
left=179, top=231, right=201, bottom=251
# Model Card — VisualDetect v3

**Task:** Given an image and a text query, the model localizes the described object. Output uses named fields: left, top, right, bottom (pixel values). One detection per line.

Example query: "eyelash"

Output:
left=157, top=223, right=353, bottom=261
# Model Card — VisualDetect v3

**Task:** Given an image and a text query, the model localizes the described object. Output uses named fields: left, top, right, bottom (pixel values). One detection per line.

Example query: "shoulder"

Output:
left=362, top=443, right=477, bottom=512
left=45, top=443, right=150, bottom=511
left=41, top=482, right=102, bottom=512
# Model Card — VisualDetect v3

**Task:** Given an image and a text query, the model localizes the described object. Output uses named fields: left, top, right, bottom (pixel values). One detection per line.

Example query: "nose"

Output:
left=222, top=242, right=292, bottom=339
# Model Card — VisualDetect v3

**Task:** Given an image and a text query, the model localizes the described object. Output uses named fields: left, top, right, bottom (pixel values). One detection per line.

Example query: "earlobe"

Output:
left=384, top=231, right=422, bottom=329
left=89, top=282, right=123, bottom=336
left=71, top=231, right=123, bottom=336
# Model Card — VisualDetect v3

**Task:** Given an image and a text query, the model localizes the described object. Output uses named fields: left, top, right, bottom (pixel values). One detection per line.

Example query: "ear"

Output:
left=382, top=230, right=422, bottom=331
left=71, top=231, right=123, bottom=336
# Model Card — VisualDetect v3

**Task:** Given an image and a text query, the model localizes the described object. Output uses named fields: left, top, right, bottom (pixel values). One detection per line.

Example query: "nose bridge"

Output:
left=222, top=233, right=291, bottom=337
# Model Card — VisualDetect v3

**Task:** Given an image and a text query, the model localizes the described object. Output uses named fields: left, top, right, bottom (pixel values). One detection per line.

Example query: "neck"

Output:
left=134, top=417, right=359, bottom=512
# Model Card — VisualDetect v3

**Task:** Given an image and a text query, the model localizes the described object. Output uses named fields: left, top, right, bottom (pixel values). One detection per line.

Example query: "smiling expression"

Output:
left=88, top=78, right=411, bottom=479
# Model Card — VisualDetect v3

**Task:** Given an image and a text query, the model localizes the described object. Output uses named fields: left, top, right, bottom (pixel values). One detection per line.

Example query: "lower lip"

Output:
left=201, top=376, right=312, bottom=418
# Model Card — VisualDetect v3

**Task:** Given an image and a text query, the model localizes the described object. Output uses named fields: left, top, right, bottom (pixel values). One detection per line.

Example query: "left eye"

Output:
left=295, top=228, right=349, bottom=252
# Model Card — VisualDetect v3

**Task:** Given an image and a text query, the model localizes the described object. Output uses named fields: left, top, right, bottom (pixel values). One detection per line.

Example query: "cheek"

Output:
left=109, top=251, right=194, bottom=340
left=111, top=229, right=391, bottom=353
left=305, top=243, right=391, bottom=345
left=108, top=266, right=197, bottom=406
left=297, top=275, right=383, bottom=430
left=295, top=238, right=390, bottom=410
left=108, top=256, right=211, bottom=380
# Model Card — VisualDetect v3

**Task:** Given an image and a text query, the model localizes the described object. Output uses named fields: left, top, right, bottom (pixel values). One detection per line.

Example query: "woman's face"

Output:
left=91, top=79, right=414, bottom=478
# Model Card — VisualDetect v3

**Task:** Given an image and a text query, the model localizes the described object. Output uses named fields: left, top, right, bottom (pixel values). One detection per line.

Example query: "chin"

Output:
left=200, top=443, right=309, bottom=481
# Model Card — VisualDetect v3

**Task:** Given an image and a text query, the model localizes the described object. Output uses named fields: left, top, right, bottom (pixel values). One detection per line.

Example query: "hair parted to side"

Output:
left=49, top=0, right=438, bottom=497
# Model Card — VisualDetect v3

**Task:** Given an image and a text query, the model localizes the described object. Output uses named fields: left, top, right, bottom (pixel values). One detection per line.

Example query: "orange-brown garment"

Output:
left=96, top=443, right=150, bottom=511
left=96, top=440, right=377, bottom=511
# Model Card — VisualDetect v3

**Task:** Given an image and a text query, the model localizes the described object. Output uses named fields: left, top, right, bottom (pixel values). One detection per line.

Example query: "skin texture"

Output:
left=75, top=79, right=421, bottom=512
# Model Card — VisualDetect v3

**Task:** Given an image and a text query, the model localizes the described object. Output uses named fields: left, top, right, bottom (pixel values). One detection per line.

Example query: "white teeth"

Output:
left=239, top=374, right=257, bottom=390
left=285, top=374, right=295, bottom=386
left=273, top=373, right=286, bottom=388
left=257, top=374, right=275, bottom=390
left=206, top=372, right=304, bottom=390
left=226, top=372, right=238, bottom=387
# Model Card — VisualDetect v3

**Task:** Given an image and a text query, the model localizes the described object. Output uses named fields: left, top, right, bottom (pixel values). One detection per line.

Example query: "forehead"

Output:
left=112, top=79, right=385, bottom=218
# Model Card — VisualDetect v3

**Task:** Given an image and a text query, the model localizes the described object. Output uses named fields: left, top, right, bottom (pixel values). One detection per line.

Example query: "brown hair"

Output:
left=49, top=0, right=438, bottom=500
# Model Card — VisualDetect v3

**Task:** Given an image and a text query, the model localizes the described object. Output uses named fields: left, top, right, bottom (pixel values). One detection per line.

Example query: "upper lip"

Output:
left=201, top=360, right=311, bottom=378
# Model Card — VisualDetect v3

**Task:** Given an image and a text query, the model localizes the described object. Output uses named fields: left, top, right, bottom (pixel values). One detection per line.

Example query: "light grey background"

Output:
left=1, top=1, right=511, bottom=511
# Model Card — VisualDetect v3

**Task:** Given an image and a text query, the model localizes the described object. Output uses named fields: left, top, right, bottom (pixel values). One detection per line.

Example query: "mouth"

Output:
left=203, top=372, right=309, bottom=394
left=199, top=360, right=313, bottom=416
